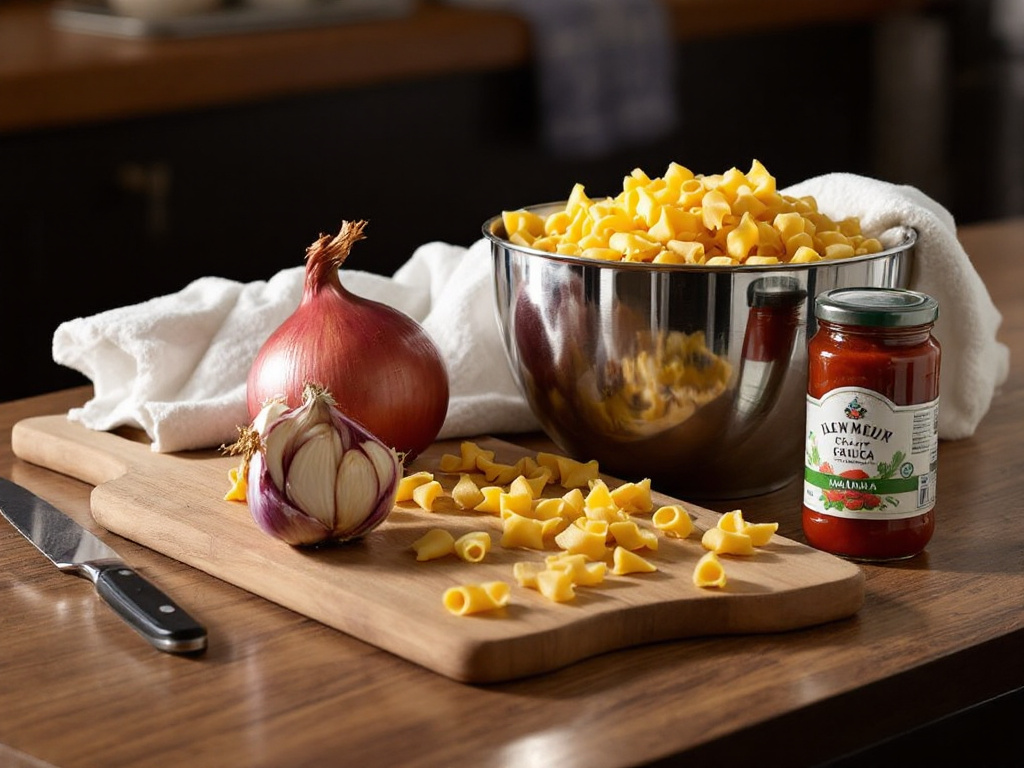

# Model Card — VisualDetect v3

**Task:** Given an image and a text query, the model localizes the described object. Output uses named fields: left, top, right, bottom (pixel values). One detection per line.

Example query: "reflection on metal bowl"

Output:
left=485, top=203, right=916, bottom=499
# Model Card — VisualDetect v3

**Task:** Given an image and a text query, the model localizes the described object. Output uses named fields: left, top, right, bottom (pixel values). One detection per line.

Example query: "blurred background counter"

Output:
left=0, top=0, right=1020, bottom=402
left=0, top=0, right=942, bottom=135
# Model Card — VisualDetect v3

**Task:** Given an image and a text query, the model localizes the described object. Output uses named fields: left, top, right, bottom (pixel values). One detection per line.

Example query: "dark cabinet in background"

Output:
left=5, top=11, right=1007, bottom=404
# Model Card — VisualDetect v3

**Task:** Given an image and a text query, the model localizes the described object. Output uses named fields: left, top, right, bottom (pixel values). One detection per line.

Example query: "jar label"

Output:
left=804, top=387, right=938, bottom=520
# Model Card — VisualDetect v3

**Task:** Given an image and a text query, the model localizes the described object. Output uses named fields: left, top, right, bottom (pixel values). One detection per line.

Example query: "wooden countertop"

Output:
left=0, top=0, right=930, bottom=134
left=0, top=217, right=1021, bottom=766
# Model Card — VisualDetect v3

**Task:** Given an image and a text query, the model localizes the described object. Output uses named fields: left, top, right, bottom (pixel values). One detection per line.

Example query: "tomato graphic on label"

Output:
left=839, top=469, right=870, bottom=480
left=817, top=467, right=887, bottom=512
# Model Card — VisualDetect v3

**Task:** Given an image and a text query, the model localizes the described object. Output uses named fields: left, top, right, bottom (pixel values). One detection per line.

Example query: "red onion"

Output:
left=247, top=220, right=449, bottom=458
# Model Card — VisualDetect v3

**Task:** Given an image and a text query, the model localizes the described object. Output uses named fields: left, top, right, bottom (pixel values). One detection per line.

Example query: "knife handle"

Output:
left=94, top=564, right=208, bottom=654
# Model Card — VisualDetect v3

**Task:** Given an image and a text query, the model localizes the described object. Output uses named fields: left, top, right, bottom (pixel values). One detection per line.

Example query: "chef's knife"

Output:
left=0, top=476, right=207, bottom=654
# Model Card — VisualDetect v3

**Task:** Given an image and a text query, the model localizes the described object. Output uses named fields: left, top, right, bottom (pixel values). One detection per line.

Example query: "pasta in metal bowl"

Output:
left=485, top=161, right=916, bottom=499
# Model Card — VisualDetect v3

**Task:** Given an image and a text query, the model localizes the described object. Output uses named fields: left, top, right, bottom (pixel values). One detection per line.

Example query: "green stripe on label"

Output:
left=804, top=468, right=919, bottom=494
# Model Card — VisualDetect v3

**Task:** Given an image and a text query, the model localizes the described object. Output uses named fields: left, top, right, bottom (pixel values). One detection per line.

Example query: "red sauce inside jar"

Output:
left=741, top=277, right=805, bottom=363
left=802, top=288, right=941, bottom=561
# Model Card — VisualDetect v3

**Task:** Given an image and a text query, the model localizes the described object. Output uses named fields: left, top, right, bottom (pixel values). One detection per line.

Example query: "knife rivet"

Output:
left=159, top=605, right=177, bottom=614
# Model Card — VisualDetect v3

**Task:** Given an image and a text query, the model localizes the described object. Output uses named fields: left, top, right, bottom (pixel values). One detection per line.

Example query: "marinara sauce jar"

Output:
left=802, top=287, right=941, bottom=561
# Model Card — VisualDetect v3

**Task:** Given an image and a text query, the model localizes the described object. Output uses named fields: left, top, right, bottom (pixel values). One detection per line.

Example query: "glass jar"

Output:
left=802, top=287, right=941, bottom=561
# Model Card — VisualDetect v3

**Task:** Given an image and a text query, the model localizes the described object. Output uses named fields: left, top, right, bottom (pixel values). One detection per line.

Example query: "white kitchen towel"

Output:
left=53, top=174, right=1010, bottom=452
left=53, top=237, right=539, bottom=453
left=783, top=172, right=1010, bottom=440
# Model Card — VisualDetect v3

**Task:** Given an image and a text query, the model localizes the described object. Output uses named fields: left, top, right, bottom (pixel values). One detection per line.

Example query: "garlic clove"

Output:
left=252, top=398, right=289, bottom=436
left=263, top=411, right=304, bottom=491
left=292, top=421, right=336, bottom=454
left=248, top=453, right=333, bottom=546
left=334, top=448, right=380, bottom=535
left=335, top=421, right=356, bottom=453
left=362, top=440, right=401, bottom=491
left=285, top=426, right=342, bottom=528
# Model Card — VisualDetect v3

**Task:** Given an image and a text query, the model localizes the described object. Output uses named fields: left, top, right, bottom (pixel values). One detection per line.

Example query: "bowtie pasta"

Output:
left=501, top=159, right=883, bottom=266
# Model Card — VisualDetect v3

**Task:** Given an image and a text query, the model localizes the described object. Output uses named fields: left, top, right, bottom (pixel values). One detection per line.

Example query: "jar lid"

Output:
left=814, top=287, right=939, bottom=327
left=747, top=276, right=807, bottom=309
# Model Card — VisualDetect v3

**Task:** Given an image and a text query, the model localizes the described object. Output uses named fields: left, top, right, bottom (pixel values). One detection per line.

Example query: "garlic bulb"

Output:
left=247, top=384, right=401, bottom=546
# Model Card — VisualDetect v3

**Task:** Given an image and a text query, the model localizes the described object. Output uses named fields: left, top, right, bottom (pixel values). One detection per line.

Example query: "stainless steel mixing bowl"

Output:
left=485, top=203, right=916, bottom=499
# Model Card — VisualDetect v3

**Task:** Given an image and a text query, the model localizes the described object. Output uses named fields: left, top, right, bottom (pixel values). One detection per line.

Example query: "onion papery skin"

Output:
left=247, top=385, right=401, bottom=547
left=247, top=287, right=448, bottom=458
left=246, top=222, right=449, bottom=459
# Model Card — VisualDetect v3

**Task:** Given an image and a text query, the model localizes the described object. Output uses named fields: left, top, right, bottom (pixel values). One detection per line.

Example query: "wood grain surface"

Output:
left=10, top=414, right=862, bottom=683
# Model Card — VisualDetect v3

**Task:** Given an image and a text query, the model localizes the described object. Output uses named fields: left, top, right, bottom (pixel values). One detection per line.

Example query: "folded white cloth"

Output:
left=783, top=173, right=1010, bottom=440
left=54, top=238, right=539, bottom=453
left=54, top=174, right=1010, bottom=453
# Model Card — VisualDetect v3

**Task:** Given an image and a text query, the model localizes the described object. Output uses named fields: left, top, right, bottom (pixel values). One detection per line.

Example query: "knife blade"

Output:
left=0, top=476, right=207, bottom=654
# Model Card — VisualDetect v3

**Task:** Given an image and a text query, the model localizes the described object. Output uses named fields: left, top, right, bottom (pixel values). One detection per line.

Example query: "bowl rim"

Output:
left=482, top=202, right=917, bottom=273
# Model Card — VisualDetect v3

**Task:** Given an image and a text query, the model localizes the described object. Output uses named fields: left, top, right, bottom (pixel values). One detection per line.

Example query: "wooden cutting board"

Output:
left=11, top=414, right=863, bottom=683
